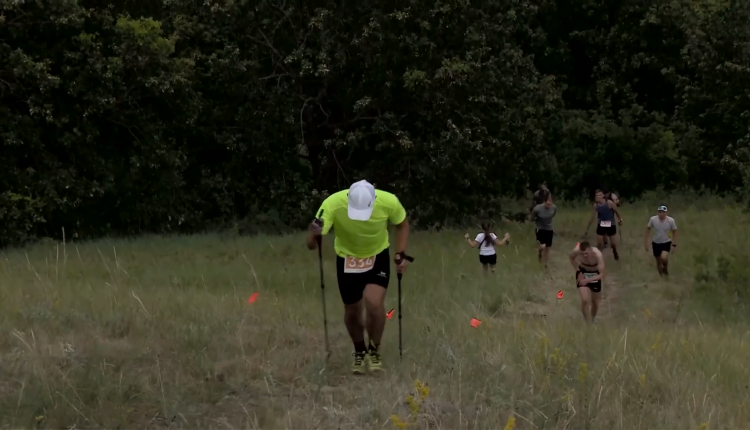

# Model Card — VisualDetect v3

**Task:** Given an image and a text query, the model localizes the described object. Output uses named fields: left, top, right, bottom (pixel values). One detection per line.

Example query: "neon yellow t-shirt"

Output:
left=315, top=189, right=407, bottom=258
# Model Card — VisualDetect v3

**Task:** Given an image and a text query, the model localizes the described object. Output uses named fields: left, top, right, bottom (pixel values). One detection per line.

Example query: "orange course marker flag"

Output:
left=470, top=318, right=482, bottom=328
left=557, top=290, right=564, bottom=299
left=247, top=292, right=258, bottom=304
left=386, top=308, right=394, bottom=320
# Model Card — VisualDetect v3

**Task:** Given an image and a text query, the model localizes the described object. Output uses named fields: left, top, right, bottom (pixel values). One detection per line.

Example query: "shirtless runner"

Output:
left=569, top=241, right=606, bottom=324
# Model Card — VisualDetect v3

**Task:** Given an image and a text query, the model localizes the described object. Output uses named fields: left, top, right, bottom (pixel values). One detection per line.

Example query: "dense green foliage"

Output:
left=1, top=0, right=749, bottom=244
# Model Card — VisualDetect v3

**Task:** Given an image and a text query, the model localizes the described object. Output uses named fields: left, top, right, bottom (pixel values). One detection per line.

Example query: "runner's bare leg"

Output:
left=578, top=287, right=593, bottom=323
left=344, top=302, right=366, bottom=345
left=610, top=233, right=619, bottom=256
left=660, top=251, right=670, bottom=275
left=363, top=284, right=387, bottom=346
left=655, top=256, right=664, bottom=275
left=591, top=292, right=601, bottom=321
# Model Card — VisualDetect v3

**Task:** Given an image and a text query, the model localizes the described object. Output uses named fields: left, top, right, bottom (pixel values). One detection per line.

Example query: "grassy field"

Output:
left=2, top=196, right=750, bottom=429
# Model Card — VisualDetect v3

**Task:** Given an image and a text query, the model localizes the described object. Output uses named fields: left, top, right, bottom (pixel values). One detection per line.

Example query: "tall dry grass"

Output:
left=1, top=197, right=749, bottom=429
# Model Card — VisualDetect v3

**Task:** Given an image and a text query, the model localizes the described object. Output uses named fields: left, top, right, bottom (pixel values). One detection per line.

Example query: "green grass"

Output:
left=2, top=198, right=750, bottom=429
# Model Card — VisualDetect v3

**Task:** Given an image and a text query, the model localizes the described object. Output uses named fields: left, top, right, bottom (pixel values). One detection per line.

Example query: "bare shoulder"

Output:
left=594, top=248, right=605, bottom=263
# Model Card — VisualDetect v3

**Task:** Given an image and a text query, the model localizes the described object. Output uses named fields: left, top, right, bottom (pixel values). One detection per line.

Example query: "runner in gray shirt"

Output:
left=644, top=205, right=678, bottom=277
left=531, top=193, right=557, bottom=268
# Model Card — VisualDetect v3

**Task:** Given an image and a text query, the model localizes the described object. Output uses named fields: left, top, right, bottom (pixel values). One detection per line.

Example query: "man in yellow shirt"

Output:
left=306, top=180, right=411, bottom=374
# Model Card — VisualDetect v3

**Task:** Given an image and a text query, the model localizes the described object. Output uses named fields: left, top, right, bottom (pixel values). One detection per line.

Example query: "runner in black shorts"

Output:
left=601, top=189, right=620, bottom=247
left=644, top=205, right=678, bottom=276
left=464, top=223, right=510, bottom=274
left=585, top=189, right=623, bottom=260
left=307, top=180, right=412, bottom=374
left=569, top=241, right=606, bottom=324
left=531, top=193, right=557, bottom=268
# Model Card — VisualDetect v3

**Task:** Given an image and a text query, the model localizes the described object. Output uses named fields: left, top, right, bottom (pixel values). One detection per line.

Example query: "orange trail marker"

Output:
left=557, top=290, right=564, bottom=299
left=470, top=318, right=482, bottom=328
left=386, top=308, right=394, bottom=320
left=247, top=292, right=258, bottom=304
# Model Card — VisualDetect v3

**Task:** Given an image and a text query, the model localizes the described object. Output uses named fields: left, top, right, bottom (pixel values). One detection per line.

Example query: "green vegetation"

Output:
left=2, top=0, right=750, bottom=245
left=2, top=198, right=750, bottom=428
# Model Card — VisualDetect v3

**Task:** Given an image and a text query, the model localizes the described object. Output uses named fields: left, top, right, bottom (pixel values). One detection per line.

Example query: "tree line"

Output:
left=1, top=0, right=748, bottom=245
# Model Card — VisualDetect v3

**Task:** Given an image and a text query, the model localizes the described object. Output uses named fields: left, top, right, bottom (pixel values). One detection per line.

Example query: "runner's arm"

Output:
left=389, top=199, right=409, bottom=255
left=585, top=205, right=596, bottom=231
left=394, top=218, right=410, bottom=255
left=671, top=228, right=678, bottom=246
left=568, top=249, right=580, bottom=271
left=611, top=201, right=623, bottom=223
left=590, top=255, right=606, bottom=282
left=644, top=226, right=651, bottom=248
left=467, top=238, right=479, bottom=248
left=306, top=201, right=332, bottom=250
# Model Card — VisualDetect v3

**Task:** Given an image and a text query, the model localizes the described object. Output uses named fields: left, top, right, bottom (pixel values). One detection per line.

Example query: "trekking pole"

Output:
left=395, top=252, right=415, bottom=359
left=314, top=217, right=331, bottom=359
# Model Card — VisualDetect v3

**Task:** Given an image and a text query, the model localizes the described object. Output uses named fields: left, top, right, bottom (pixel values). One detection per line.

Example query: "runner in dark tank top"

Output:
left=584, top=189, right=623, bottom=260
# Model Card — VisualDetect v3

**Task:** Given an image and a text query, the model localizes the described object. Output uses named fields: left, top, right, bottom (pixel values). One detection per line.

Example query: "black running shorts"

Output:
left=479, top=254, right=497, bottom=266
left=652, top=241, right=672, bottom=258
left=576, top=266, right=602, bottom=293
left=535, top=229, right=553, bottom=247
left=596, top=223, right=617, bottom=237
left=336, top=248, right=390, bottom=305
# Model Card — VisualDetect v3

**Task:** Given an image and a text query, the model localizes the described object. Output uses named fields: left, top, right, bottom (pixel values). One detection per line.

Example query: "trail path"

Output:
left=520, top=236, right=628, bottom=324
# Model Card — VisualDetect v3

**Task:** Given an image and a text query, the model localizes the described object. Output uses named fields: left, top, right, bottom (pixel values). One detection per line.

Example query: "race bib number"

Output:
left=344, top=255, right=376, bottom=273
left=599, top=220, right=612, bottom=227
left=584, top=273, right=597, bottom=279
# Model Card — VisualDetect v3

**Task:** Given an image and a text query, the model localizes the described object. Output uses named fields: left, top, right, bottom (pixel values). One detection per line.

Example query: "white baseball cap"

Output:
left=347, top=180, right=376, bottom=221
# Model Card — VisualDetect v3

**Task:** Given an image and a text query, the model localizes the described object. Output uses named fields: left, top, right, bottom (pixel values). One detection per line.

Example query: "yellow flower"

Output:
left=503, top=416, right=516, bottom=430
left=650, top=332, right=663, bottom=351
left=35, top=416, right=44, bottom=423
left=578, top=362, right=588, bottom=382
left=390, top=414, right=408, bottom=430
left=697, top=422, right=708, bottom=430
left=639, top=373, right=647, bottom=388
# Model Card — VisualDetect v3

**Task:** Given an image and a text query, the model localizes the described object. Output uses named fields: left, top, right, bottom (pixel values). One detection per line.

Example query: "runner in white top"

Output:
left=464, top=223, right=510, bottom=274
left=644, top=205, right=678, bottom=277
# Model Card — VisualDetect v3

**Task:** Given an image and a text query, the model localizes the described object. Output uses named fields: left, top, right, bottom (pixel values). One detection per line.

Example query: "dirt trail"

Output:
left=525, top=238, right=628, bottom=323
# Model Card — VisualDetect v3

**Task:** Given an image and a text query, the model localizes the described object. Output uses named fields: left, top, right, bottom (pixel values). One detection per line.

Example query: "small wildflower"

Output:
left=639, top=373, right=647, bottom=388
left=540, top=336, right=550, bottom=347
left=578, top=362, right=588, bottom=382
left=650, top=332, right=662, bottom=351
left=35, top=416, right=44, bottom=423
left=390, top=414, right=408, bottom=430
left=503, top=415, right=516, bottom=430
left=697, top=422, right=708, bottom=430
left=415, top=380, right=429, bottom=398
